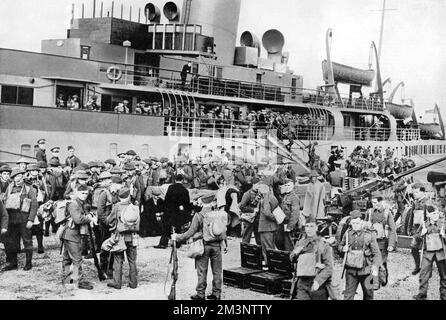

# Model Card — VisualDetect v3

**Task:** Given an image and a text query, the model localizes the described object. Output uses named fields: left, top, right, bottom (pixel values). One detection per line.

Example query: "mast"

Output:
left=377, top=0, right=386, bottom=63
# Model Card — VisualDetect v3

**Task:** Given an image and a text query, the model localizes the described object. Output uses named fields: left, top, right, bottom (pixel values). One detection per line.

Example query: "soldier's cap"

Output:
left=111, top=176, right=123, bottom=184
left=16, top=157, right=30, bottom=164
left=104, top=159, right=116, bottom=166
left=117, top=152, right=126, bottom=157
left=67, top=146, right=75, bottom=151
left=97, top=161, right=106, bottom=168
left=78, top=163, right=90, bottom=170
left=160, top=157, right=169, bottom=164
left=88, top=161, right=100, bottom=168
left=98, top=171, right=112, bottom=180
left=75, top=170, right=89, bottom=180
left=123, top=163, right=136, bottom=171
left=50, top=147, right=60, bottom=152
left=126, top=150, right=137, bottom=156
left=76, top=184, right=89, bottom=192
left=26, top=164, right=39, bottom=172
left=309, top=170, right=319, bottom=178
left=37, top=161, right=48, bottom=169
left=110, top=167, right=125, bottom=174
left=350, top=210, right=363, bottom=220
left=10, top=168, right=26, bottom=178
left=37, top=139, right=46, bottom=144
left=0, top=165, right=12, bottom=173
left=118, top=187, right=131, bottom=199
left=201, top=193, right=216, bottom=204
left=142, top=159, right=152, bottom=165
left=48, top=158, right=61, bottom=167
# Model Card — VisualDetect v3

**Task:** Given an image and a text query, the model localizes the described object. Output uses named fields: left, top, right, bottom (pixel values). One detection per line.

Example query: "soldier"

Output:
left=65, top=146, right=82, bottom=170
left=96, top=175, right=122, bottom=276
left=239, top=178, right=262, bottom=245
left=35, top=139, right=47, bottom=164
left=60, top=185, right=96, bottom=290
left=257, top=183, right=280, bottom=266
left=339, top=210, right=382, bottom=300
left=2, top=168, right=38, bottom=271
left=410, top=184, right=429, bottom=275
left=49, top=146, right=61, bottom=164
left=26, top=164, right=47, bottom=254
left=303, top=170, right=326, bottom=220
left=88, top=161, right=102, bottom=186
left=290, top=218, right=334, bottom=300
left=328, top=161, right=346, bottom=188
left=16, top=157, right=30, bottom=172
left=0, top=165, right=12, bottom=199
left=413, top=203, right=446, bottom=300
left=141, top=188, right=164, bottom=238
left=105, top=187, right=139, bottom=290
left=104, top=159, right=117, bottom=172
left=277, top=178, right=301, bottom=252
left=176, top=192, right=227, bottom=300
left=364, top=192, right=397, bottom=286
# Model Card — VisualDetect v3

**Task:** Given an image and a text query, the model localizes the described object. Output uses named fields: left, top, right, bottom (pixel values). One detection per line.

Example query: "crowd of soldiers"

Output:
left=0, top=137, right=445, bottom=300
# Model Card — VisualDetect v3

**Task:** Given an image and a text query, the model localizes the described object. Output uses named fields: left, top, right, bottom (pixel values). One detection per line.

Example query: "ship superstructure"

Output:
left=0, top=0, right=445, bottom=170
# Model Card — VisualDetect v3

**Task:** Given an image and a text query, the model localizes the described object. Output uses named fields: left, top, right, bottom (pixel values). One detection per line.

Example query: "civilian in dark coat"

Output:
left=141, top=189, right=164, bottom=237
left=155, top=174, right=191, bottom=248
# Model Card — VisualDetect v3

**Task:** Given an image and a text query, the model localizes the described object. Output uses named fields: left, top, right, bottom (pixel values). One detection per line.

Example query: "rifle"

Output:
left=87, top=225, right=106, bottom=281
left=168, top=226, right=178, bottom=301
left=341, top=229, right=349, bottom=279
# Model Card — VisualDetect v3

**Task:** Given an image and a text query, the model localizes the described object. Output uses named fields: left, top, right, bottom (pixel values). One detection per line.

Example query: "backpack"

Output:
left=53, top=200, right=70, bottom=225
left=92, top=187, right=105, bottom=208
left=202, top=209, right=228, bottom=242
left=117, top=204, right=140, bottom=233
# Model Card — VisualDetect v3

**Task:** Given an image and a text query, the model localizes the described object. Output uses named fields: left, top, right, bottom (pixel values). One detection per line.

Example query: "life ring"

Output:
left=106, top=66, right=122, bottom=81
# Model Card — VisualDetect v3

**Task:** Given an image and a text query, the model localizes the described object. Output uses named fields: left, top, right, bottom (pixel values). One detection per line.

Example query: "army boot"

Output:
left=23, top=251, right=33, bottom=271
left=2, top=252, right=18, bottom=271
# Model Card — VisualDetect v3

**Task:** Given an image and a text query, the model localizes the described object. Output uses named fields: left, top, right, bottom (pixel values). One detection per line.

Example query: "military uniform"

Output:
left=339, top=229, right=382, bottom=300
left=61, top=198, right=93, bottom=286
left=365, top=205, right=397, bottom=276
left=277, top=190, right=300, bottom=252
left=239, top=188, right=261, bottom=245
left=411, top=197, right=429, bottom=272
left=3, top=182, right=38, bottom=270
left=414, top=219, right=446, bottom=300
left=291, top=236, right=334, bottom=300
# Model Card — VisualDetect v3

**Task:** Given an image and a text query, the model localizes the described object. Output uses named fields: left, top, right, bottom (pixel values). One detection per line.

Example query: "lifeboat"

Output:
left=419, top=123, right=443, bottom=139
left=385, top=102, right=414, bottom=119
left=322, top=60, right=375, bottom=86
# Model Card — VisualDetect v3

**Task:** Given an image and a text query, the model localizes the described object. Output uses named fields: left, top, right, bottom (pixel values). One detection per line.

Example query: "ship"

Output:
left=0, top=0, right=445, bottom=174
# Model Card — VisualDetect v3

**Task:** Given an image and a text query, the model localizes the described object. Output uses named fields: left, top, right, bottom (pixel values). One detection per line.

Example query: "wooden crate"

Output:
left=223, top=267, right=264, bottom=289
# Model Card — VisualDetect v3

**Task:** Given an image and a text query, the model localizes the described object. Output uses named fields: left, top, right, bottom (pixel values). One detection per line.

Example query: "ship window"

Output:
left=81, top=46, right=90, bottom=60
left=21, top=144, right=31, bottom=157
left=0, top=85, right=34, bottom=105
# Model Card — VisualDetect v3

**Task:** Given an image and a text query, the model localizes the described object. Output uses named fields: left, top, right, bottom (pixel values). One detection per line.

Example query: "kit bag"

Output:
left=117, top=204, right=140, bottom=233
left=345, top=233, right=366, bottom=269
left=295, top=252, right=317, bottom=277
left=186, top=238, right=205, bottom=259
left=203, top=209, right=227, bottom=242
left=272, top=206, right=286, bottom=225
